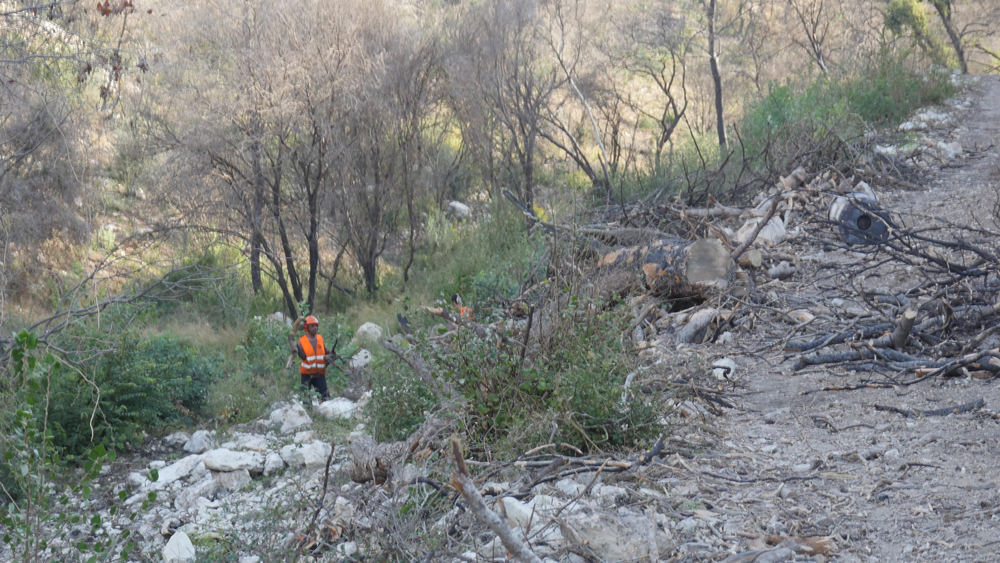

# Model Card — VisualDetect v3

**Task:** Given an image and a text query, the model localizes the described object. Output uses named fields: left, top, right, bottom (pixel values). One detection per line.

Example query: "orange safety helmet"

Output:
left=304, top=315, right=319, bottom=327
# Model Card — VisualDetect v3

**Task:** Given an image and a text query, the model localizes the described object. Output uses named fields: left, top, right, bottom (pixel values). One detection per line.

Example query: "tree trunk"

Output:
left=249, top=135, right=266, bottom=294
left=361, top=253, right=378, bottom=294
left=261, top=239, right=298, bottom=320
left=707, top=0, right=727, bottom=150
left=272, top=170, right=303, bottom=304
left=932, top=2, right=968, bottom=74
left=307, top=209, right=319, bottom=313
left=598, top=237, right=735, bottom=298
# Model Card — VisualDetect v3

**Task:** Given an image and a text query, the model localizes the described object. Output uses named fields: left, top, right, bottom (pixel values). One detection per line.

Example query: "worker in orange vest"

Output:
left=296, top=315, right=335, bottom=400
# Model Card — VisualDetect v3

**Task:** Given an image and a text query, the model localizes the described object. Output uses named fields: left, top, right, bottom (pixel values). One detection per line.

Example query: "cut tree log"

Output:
left=891, top=308, right=918, bottom=350
left=598, top=238, right=735, bottom=299
left=737, top=249, right=763, bottom=269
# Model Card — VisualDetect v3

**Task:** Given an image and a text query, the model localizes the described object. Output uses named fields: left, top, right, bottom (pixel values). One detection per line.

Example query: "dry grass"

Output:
left=142, top=318, right=245, bottom=355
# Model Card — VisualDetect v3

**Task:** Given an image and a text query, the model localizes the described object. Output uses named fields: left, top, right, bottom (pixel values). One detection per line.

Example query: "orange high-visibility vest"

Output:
left=299, top=335, right=326, bottom=376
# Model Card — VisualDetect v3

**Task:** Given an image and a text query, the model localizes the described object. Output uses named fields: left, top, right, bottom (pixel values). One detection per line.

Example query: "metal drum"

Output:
left=829, top=192, right=891, bottom=246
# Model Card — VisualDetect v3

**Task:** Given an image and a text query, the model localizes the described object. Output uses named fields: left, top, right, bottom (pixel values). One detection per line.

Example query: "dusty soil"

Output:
left=705, top=76, right=1000, bottom=563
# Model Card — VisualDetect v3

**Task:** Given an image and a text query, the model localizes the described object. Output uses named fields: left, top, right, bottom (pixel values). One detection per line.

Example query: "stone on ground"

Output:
left=317, top=398, right=356, bottom=420
left=203, top=449, right=264, bottom=474
left=353, top=322, right=383, bottom=343
left=183, top=430, right=214, bottom=454
left=269, top=403, right=313, bottom=434
left=162, top=530, right=196, bottom=563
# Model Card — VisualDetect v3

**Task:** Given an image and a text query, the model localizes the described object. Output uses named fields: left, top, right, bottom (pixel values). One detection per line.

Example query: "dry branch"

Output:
left=874, top=398, right=985, bottom=418
left=791, top=347, right=938, bottom=371
left=449, top=437, right=543, bottom=563
left=676, top=308, right=717, bottom=344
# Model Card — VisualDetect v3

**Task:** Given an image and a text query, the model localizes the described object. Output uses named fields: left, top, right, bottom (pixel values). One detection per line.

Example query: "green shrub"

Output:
left=367, top=355, right=437, bottom=443
left=368, top=296, right=661, bottom=455
left=1, top=331, right=157, bottom=562
left=451, top=299, right=657, bottom=453
left=45, top=332, right=223, bottom=459
left=738, top=49, right=954, bottom=168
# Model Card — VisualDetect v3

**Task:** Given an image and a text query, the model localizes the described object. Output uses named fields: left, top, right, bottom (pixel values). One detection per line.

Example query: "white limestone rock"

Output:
left=350, top=349, right=373, bottom=369
left=560, top=507, right=669, bottom=561
left=447, top=201, right=471, bottom=220
left=173, top=478, right=221, bottom=512
left=263, top=452, right=285, bottom=476
left=211, top=469, right=251, bottom=492
left=183, top=430, right=215, bottom=454
left=279, top=441, right=332, bottom=471
left=353, top=322, right=383, bottom=343
left=163, top=432, right=190, bottom=449
left=269, top=403, right=313, bottom=434
left=162, top=530, right=196, bottom=563
left=155, top=455, right=204, bottom=486
left=317, top=398, right=356, bottom=420
left=203, top=449, right=264, bottom=475
left=234, top=434, right=269, bottom=452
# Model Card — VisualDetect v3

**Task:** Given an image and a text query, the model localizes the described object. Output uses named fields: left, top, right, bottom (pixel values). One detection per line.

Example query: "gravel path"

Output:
left=701, top=76, right=1000, bottom=563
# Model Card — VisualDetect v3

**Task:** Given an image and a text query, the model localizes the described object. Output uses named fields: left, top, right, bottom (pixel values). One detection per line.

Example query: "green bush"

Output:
left=2, top=331, right=156, bottom=562
left=368, top=296, right=661, bottom=454
left=451, top=299, right=657, bottom=453
left=367, top=355, right=437, bottom=443
left=45, top=333, right=223, bottom=459
left=738, top=49, right=954, bottom=168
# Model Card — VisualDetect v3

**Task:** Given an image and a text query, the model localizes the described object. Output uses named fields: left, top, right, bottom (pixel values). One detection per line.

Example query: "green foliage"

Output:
left=367, top=355, right=437, bottom=442
left=885, top=0, right=950, bottom=65
left=738, top=49, right=954, bottom=168
left=452, top=299, right=658, bottom=453
left=368, top=296, right=661, bottom=454
left=45, top=332, right=223, bottom=459
left=1, top=331, right=156, bottom=563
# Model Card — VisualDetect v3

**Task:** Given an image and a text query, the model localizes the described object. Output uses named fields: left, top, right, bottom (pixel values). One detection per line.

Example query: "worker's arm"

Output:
left=296, top=340, right=306, bottom=361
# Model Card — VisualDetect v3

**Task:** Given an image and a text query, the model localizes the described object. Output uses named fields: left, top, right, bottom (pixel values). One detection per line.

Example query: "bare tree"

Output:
left=453, top=0, right=561, bottom=210
left=0, top=2, right=145, bottom=320
left=607, top=4, right=691, bottom=170
left=788, top=0, right=832, bottom=73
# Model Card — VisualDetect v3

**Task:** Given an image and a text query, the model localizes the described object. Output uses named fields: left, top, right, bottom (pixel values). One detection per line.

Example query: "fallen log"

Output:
left=790, top=347, right=939, bottom=371
left=598, top=238, right=735, bottom=299
left=350, top=417, right=454, bottom=485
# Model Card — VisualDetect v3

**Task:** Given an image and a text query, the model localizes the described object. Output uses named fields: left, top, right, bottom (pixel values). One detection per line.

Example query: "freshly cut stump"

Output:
left=598, top=238, right=735, bottom=299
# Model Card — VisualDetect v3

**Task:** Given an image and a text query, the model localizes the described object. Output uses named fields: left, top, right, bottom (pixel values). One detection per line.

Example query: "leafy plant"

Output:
left=1, top=331, right=157, bottom=563
left=45, top=332, right=223, bottom=459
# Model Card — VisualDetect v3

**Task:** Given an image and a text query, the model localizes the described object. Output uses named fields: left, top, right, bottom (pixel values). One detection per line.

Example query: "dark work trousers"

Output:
left=300, top=373, right=330, bottom=399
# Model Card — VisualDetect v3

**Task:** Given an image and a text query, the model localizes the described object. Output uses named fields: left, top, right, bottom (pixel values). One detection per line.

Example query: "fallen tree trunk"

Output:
left=598, top=238, right=735, bottom=299
left=350, top=417, right=454, bottom=485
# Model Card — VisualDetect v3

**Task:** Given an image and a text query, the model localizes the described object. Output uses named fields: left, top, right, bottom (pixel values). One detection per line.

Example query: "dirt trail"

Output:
left=706, top=77, right=1000, bottom=563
